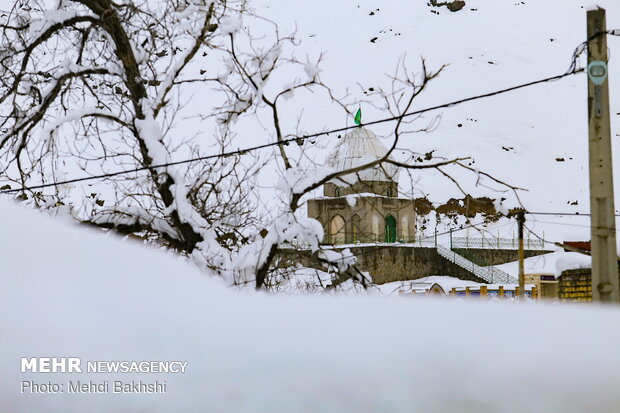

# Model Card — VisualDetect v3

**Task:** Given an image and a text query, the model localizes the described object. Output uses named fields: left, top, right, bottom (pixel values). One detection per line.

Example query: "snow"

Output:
left=276, top=164, right=336, bottom=197
left=219, top=15, right=243, bottom=35
left=318, top=247, right=357, bottom=272
left=4, top=0, right=620, bottom=249
left=3, top=200, right=620, bottom=412
left=345, top=193, right=357, bottom=206
left=377, top=275, right=480, bottom=295
left=134, top=112, right=234, bottom=280
left=29, top=10, right=79, bottom=37
left=4, top=1, right=620, bottom=410
left=562, top=228, right=591, bottom=242
left=379, top=276, right=536, bottom=296
left=40, top=106, right=120, bottom=141
left=5, top=0, right=618, bottom=274
left=232, top=0, right=620, bottom=244
left=326, top=128, right=399, bottom=184
left=556, top=253, right=593, bottom=275
left=303, top=57, right=321, bottom=80
left=495, top=251, right=592, bottom=277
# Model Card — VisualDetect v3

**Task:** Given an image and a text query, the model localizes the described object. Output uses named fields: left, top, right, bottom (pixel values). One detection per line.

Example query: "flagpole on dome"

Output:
left=354, top=107, right=362, bottom=127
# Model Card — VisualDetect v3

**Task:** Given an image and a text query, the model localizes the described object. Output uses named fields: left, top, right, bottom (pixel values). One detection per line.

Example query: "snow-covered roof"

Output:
left=378, top=276, right=541, bottom=296
left=326, top=127, right=399, bottom=183
left=377, top=276, right=479, bottom=295
left=495, top=251, right=592, bottom=277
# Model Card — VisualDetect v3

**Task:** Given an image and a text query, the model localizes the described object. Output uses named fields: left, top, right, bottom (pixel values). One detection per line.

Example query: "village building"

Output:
left=307, top=127, right=416, bottom=244
left=305, top=126, right=553, bottom=286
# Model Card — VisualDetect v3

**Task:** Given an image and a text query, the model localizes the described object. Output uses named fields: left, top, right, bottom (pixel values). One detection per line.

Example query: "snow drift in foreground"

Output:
left=1, top=200, right=620, bottom=413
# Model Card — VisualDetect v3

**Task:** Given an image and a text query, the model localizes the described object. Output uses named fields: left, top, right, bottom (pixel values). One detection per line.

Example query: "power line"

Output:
left=527, top=211, right=620, bottom=217
left=527, top=211, right=591, bottom=216
left=0, top=69, right=583, bottom=195
left=566, top=29, right=620, bottom=74
left=297, top=70, right=583, bottom=139
left=524, top=225, right=593, bottom=257
left=526, top=219, right=617, bottom=232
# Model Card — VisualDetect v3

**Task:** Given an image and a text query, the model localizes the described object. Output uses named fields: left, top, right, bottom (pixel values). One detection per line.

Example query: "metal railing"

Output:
left=326, top=233, right=419, bottom=245
left=281, top=231, right=523, bottom=285
left=412, top=236, right=437, bottom=247
left=436, top=244, right=516, bottom=284
left=449, top=236, right=545, bottom=250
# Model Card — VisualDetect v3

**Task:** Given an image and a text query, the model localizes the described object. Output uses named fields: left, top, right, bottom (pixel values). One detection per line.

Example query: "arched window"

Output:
left=385, top=215, right=397, bottom=243
left=386, top=186, right=393, bottom=197
left=372, top=214, right=380, bottom=242
left=334, top=187, right=341, bottom=197
left=401, top=216, right=409, bottom=242
left=352, top=214, right=361, bottom=243
left=329, top=215, right=346, bottom=244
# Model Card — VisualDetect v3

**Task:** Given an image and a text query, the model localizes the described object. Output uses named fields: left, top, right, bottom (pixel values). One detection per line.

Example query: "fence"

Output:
left=436, top=245, right=516, bottom=284
left=412, top=236, right=437, bottom=247
left=449, top=285, right=536, bottom=299
left=449, top=236, right=545, bottom=250
left=323, top=232, right=420, bottom=245
left=287, top=231, right=546, bottom=251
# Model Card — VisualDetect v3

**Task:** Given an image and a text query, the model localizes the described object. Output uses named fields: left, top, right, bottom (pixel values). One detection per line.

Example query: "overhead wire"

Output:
left=524, top=225, right=593, bottom=257
left=2, top=31, right=618, bottom=263
left=527, top=211, right=620, bottom=217
left=0, top=69, right=584, bottom=195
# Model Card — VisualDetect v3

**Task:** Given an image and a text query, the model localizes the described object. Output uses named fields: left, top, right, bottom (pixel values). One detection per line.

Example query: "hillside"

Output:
left=242, top=0, right=620, bottom=243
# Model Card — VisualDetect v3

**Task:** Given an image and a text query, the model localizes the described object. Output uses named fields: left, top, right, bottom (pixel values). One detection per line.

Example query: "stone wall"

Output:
left=453, top=248, right=551, bottom=266
left=558, top=269, right=592, bottom=302
left=293, top=245, right=488, bottom=284
left=281, top=245, right=555, bottom=286
left=557, top=267, right=620, bottom=302
left=307, top=196, right=416, bottom=244
left=324, top=181, right=398, bottom=197
left=352, top=246, right=487, bottom=284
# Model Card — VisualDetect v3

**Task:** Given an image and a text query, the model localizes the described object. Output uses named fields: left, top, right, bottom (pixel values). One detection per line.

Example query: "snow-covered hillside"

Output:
left=2, top=199, right=620, bottom=413
left=240, top=0, right=620, bottom=242
left=2, top=1, right=619, bottom=265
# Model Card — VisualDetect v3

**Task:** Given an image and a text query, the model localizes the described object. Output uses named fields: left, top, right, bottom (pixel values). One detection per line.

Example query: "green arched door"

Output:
left=384, top=215, right=397, bottom=243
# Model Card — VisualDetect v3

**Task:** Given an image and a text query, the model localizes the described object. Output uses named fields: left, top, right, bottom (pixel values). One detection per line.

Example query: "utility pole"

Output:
left=517, top=211, right=525, bottom=299
left=587, top=7, right=619, bottom=303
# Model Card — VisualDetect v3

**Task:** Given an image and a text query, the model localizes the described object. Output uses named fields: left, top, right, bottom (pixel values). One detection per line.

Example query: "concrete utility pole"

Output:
left=517, top=211, right=525, bottom=299
left=587, top=7, right=619, bottom=303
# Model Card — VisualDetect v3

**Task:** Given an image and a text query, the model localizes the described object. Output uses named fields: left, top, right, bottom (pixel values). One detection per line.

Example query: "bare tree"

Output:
left=0, top=0, right=521, bottom=291
left=0, top=0, right=263, bottom=270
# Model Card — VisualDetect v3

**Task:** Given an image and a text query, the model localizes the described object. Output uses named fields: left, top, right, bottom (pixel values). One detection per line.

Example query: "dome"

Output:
left=326, top=127, right=399, bottom=183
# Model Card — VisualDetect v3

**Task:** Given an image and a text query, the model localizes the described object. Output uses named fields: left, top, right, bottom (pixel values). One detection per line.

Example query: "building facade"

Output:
left=307, top=127, right=416, bottom=245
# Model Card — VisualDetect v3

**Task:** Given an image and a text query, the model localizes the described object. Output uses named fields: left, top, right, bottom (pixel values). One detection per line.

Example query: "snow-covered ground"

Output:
left=3, top=200, right=620, bottom=412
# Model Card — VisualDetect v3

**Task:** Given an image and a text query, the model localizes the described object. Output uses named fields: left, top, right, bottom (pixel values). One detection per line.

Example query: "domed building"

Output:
left=307, top=127, right=416, bottom=245
left=302, top=127, right=545, bottom=285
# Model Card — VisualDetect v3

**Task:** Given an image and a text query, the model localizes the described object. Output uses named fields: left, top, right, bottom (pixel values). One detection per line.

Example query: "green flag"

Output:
left=354, top=108, right=362, bottom=125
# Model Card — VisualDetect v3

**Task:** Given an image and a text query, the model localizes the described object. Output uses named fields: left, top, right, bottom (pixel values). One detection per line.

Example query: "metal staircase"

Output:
left=436, top=244, right=517, bottom=284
